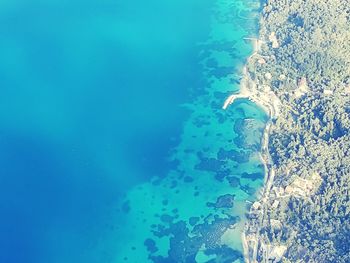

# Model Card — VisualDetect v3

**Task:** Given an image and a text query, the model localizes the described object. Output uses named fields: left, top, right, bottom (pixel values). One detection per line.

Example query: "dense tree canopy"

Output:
left=246, top=0, right=350, bottom=262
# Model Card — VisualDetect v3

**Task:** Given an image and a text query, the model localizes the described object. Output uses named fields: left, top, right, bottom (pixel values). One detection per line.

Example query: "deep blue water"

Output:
left=0, top=0, right=263, bottom=262
left=0, top=1, right=213, bottom=262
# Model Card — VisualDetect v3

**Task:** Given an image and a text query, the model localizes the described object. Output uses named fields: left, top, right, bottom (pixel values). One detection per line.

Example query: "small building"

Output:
left=324, top=89, right=333, bottom=95
left=258, top=58, right=266, bottom=64
left=265, top=72, right=272, bottom=80
left=279, top=74, right=286, bottom=81
left=252, top=201, right=261, bottom=210
left=270, top=219, right=282, bottom=229
left=269, top=32, right=279, bottom=48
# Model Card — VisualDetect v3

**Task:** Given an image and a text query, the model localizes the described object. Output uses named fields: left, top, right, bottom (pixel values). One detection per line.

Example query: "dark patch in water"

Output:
left=152, top=179, right=162, bottom=186
left=230, top=78, right=241, bottom=84
left=206, top=41, right=238, bottom=53
left=195, top=157, right=224, bottom=172
left=122, top=201, right=130, bottom=213
left=241, top=172, right=263, bottom=181
left=183, top=176, right=194, bottom=183
left=210, top=67, right=235, bottom=78
left=189, top=217, right=200, bottom=226
left=144, top=238, right=158, bottom=254
left=217, top=147, right=250, bottom=163
left=170, top=180, right=178, bottom=189
left=216, top=112, right=227, bottom=124
left=240, top=185, right=257, bottom=195
left=215, top=169, right=231, bottom=182
left=150, top=215, right=241, bottom=263
left=207, top=194, right=235, bottom=209
left=206, top=58, right=218, bottom=68
left=161, top=214, right=174, bottom=223
left=193, top=115, right=211, bottom=127
left=227, top=176, right=240, bottom=187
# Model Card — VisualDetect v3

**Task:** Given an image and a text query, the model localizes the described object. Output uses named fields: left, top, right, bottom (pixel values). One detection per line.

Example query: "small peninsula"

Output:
left=227, top=0, right=350, bottom=262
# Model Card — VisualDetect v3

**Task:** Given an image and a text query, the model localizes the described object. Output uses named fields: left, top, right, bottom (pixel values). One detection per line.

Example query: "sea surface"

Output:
left=0, top=0, right=266, bottom=262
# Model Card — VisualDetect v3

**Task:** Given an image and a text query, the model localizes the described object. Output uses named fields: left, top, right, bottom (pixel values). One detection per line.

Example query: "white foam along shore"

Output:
left=223, top=36, right=281, bottom=262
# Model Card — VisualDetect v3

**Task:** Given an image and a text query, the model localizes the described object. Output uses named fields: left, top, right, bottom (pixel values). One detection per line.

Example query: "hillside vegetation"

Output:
left=247, top=0, right=350, bottom=262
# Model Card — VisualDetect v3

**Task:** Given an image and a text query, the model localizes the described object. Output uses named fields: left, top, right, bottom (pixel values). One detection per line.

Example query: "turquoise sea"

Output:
left=0, top=0, right=266, bottom=262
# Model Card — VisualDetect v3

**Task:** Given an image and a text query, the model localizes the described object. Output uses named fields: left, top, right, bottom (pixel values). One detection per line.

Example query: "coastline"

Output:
left=115, top=1, right=277, bottom=262
left=229, top=1, right=350, bottom=262
left=222, top=22, right=280, bottom=263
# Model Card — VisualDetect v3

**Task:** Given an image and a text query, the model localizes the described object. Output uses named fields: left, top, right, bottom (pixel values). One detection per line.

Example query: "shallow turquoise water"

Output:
left=0, top=0, right=265, bottom=262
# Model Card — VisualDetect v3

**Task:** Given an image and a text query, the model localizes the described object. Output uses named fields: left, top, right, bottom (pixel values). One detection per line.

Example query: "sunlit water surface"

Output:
left=0, top=0, right=265, bottom=262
